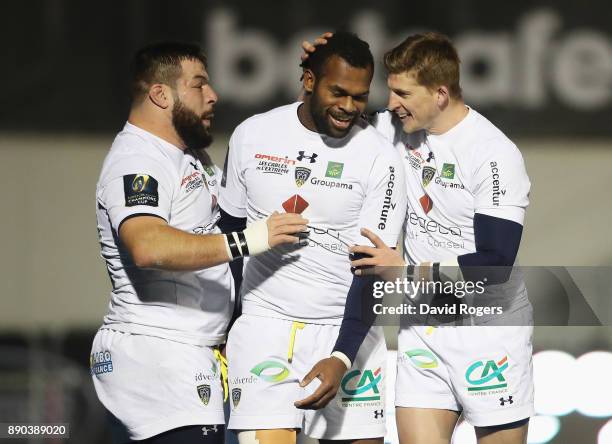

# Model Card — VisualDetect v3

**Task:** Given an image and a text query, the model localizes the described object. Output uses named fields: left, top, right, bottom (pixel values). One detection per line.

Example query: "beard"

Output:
left=171, top=99, right=213, bottom=149
left=310, top=90, right=358, bottom=138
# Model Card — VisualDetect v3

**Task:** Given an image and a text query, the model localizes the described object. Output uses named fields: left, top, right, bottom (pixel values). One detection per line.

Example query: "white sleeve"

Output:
left=472, top=138, right=531, bottom=225
left=98, top=155, right=173, bottom=232
left=219, top=124, right=248, bottom=218
left=358, top=145, right=407, bottom=247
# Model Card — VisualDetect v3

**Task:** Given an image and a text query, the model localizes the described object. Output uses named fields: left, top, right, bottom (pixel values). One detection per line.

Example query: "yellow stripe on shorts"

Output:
left=213, top=348, right=229, bottom=402
left=287, top=321, right=305, bottom=363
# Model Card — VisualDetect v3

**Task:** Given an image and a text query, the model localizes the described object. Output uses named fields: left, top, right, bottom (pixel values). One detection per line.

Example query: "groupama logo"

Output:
left=465, top=356, right=509, bottom=392
left=340, top=368, right=382, bottom=402
left=250, top=360, right=289, bottom=383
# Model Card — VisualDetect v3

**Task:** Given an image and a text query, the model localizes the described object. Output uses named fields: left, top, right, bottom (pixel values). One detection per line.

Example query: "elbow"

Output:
left=130, top=246, right=160, bottom=269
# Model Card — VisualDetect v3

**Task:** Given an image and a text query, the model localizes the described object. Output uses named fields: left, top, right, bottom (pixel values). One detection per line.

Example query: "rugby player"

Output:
left=303, top=32, right=533, bottom=444
left=91, top=42, right=307, bottom=444
left=219, top=32, right=407, bottom=444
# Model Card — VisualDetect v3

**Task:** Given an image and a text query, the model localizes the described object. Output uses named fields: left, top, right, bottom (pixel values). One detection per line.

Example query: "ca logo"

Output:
left=465, top=356, right=509, bottom=392
left=341, top=368, right=382, bottom=401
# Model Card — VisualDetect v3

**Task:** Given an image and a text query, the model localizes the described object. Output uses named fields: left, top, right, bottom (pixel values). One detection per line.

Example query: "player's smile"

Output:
left=328, top=109, right=356, bottom=131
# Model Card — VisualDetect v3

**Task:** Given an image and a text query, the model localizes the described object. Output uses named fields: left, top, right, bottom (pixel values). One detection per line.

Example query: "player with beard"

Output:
left=91, top=42, right=307, bottom=444
left=220, top=32, right=406, bottom=444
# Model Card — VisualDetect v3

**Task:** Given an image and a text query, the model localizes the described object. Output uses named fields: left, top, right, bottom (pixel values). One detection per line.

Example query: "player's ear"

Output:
left=436, top=85, right=450, bottom=109
left=302, top=69, right=315, bottom=94
left=148, top=83, right=171, bottom=109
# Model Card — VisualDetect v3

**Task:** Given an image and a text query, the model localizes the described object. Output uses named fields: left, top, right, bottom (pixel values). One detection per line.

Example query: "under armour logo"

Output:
left=297, top=151, right=318, bottom=163
left=499, top=396, right=514, bottom=406
left=426, top=152, right=434, bottom=162
left=201, top=425, right=219, bottom=435
left=374, top=409, right=384, bottom=419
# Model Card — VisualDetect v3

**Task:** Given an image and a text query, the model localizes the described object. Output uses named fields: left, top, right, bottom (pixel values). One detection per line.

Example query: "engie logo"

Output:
left=340, top=368, right=382, bottom=404
left=250, top=360, right=289, bottom=382
left=465, top=356, right=509, bottom=394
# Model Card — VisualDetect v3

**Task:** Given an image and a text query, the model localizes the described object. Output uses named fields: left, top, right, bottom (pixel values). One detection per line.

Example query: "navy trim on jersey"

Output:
left=117, top=213, right=167, bottom=235
left=458, top=213, right=523, bottom=284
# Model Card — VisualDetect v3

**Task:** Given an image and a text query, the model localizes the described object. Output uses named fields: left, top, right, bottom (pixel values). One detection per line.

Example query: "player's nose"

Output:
left=338, top=96, right=356, bottom=114
left=387, top=92, right=400, bottom=111
left=205, top=84, right=219, bottom=105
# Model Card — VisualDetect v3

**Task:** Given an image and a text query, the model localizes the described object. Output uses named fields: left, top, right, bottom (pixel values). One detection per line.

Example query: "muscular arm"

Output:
left=120, top=211, right=307, bottom=272
left=119, top=216, right=230, bottom=271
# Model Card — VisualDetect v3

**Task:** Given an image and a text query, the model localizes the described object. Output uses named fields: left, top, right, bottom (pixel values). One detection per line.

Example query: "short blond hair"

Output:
left=384, top=32, right=462, bottom=99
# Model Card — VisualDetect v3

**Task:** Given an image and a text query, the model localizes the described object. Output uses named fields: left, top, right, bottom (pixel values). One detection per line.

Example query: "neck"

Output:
left=297, top=97, right=318, bottom=133
left=128, top=106, right=186, bottom=150
left=427, top=99, right=469, bottom=136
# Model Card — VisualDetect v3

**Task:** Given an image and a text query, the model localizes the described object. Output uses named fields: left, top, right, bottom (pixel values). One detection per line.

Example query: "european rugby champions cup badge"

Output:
left=295, top=167, right=311, bottom=187
left=197, top=384, right=211, bottom=406
left=422, top=166, right=436, bottom=187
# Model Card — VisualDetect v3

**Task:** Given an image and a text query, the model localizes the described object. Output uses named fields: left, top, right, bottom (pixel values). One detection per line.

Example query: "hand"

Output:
left=300, top=32, right=333, bottom=63
left=267, top=211, right=308, bottom=248
left=350, top=228, right=406, bottom=279
left=294, top=356, right=346, bottom=410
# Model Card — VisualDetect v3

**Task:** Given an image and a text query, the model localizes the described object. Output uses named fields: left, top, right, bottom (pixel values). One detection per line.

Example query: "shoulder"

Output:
left=468, top=109, right=519, bottom=154
left=99, top=130, right=171, bottom=186
left=368, top=109, right=398, bottom=142
left=359, top=120, right=401, bottom=158
left=466, top=110, right=527, bottom=180
left=232, top=102, right=299, bottom=137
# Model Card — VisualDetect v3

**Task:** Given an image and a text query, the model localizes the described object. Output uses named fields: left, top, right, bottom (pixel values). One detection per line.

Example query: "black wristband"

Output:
left=226, top=233, right=241, bottom=260
left=236, top=231, right=250, bottom=257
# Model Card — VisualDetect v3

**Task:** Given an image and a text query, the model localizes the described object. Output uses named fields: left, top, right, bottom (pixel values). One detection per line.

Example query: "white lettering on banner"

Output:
left=204, top=8, right=611, bottom=110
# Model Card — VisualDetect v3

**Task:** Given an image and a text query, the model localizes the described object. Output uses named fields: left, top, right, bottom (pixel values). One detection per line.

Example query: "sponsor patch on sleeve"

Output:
left=123, top=174, right=159, bottom=207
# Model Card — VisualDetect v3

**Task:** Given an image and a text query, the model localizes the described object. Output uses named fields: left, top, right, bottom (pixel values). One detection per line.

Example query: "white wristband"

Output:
left=243, top=218, right=270, bottom=256
left=331, top=351, right=352, bottom=370
left=223, top=234, right=234, bottom=259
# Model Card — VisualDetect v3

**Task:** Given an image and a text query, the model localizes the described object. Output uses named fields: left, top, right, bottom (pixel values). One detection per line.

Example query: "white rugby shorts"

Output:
left=227, top=314, right=387, bottom=440
left=395, top=326, right=534, bottom=427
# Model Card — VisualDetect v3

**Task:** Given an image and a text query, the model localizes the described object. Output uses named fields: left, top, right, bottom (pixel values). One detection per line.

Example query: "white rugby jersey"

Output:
left=220, top=102, right=407, bottom=323
left=96, top=122, right=233, bottom=346
left=372, top=107, right=530, bottom=265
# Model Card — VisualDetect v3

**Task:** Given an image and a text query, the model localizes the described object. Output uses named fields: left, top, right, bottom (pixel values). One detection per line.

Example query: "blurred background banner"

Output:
left=3, top=0, right=611, bottom=136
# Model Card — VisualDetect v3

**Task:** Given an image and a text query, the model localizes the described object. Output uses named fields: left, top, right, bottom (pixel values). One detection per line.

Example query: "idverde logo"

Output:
left=341, top=368, right=382, bottom=402
left=465, top=356, right=509, bottom=392
left=250, top=360, right=289, bottom=382
left=405, top=349, right=439, bottom=369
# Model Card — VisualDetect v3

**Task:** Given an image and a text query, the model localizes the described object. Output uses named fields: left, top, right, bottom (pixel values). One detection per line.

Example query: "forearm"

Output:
left=332, top=275, right=378, bottom=366
left=127, top=223, right=230, bottom=271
